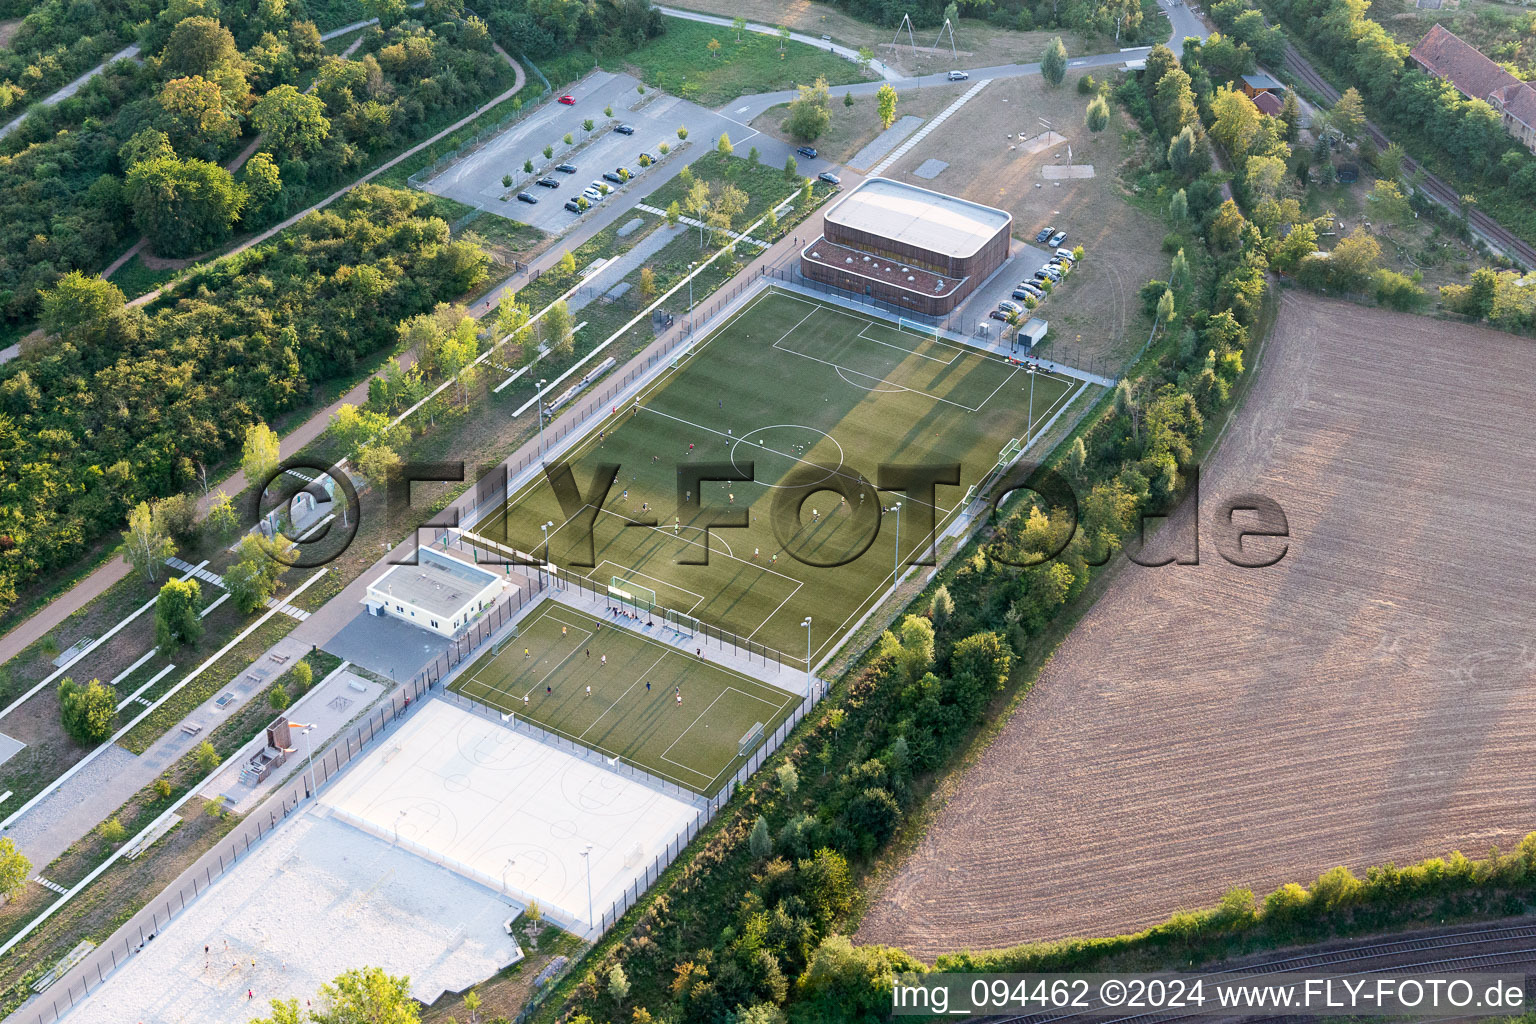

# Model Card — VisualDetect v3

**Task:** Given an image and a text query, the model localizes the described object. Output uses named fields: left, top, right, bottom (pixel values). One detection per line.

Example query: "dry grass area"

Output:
left=749, top=82, right=967, bottom=165
left=860, top=292, right=1536, bottom=958
left=0, top=20, right=19, bottom=49
left=881, top=72, right=1167, bottom=368
left=663, top=0, right=1097, bottom=76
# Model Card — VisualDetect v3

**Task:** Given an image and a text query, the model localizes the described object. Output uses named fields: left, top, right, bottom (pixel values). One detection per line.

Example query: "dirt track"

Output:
left=859, top=293, right=1536, bottom=958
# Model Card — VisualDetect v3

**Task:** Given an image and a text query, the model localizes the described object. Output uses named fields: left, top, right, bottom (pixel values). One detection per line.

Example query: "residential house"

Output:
left=1411, top=23, right=1536, bottom=153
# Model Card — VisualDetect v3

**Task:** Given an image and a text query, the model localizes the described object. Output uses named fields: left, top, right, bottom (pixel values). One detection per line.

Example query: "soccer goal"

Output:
left=665, top=607, right=699, bottom=637
left=609, top=576, right=656, bottom=613
left=490, top=626, right=518, bottom=657
left=897, top=316, right=938, bottom=340
left=738, top=722, right=765, bottom=757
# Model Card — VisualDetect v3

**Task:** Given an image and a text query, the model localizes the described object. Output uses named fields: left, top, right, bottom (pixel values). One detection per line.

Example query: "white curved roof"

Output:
left=824, top=177, right=1011, bottom=260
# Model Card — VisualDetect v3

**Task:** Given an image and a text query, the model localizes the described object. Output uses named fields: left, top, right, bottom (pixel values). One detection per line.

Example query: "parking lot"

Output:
left=422, top=71, right=813, bottom=234
left=953, top=241, right=1054, bottom=342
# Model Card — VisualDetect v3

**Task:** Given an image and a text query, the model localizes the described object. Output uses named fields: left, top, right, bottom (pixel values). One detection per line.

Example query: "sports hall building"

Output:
left=799, top=177, right=1012, bottom=316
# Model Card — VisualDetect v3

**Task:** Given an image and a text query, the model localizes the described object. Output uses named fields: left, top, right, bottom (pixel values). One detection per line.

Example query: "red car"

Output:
left=558, top=94, right=576, bottom=105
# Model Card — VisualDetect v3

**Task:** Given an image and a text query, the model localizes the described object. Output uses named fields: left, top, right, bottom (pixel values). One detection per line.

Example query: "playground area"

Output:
left=318, top=699, right=703, bottom=931
left=59, top=811, right=520, bottom=1024
left=470, top=288, right=1074, bottom=666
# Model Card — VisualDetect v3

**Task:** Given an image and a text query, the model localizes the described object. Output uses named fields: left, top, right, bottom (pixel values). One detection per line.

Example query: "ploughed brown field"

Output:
left=859, top=293, right=1536, bottom=958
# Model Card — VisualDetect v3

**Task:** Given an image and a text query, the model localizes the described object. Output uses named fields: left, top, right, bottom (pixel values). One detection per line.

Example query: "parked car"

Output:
left=1036, top=226, right=1054, bottom=243
left=1017, top=281, right=1043, bottom=297
left=555, top=163, right=579, bottom=173
left=1054, top=247, right=1075, bottom=261
left=947, top=70, right=969, bottom=81
left=797, top=146, right=818, bottom=158
left=536, top=177, right=560, bottom=188
left=614, top=123, right=636, bottom=135
left=989, top=308, right=1010, bottom=322
left=583, top=187, right=605, bottom=202
left=997, top=299, right=1024, bottom=315
left=590, top=180, right=612, bottom=194
left=638, top=151, right=654, bottom=164
left=602, top=171, right=624, bottom=184
left=1049, top=257, right=1071, bottom=273
left=1048, top=229, right=1068, bottom=246
left=818, top=171, right=841, bottom=185
left=1011, top=289, right=1038, bottom=303
left=564, top=200, right=582, bottom=212
left=558, top=94, right=576, bottom=105
left=1033, top=269, right=1056, bottom=283
left=516, top=192, right=538, bottom=204
left=615, top=165, right=632, bottom=178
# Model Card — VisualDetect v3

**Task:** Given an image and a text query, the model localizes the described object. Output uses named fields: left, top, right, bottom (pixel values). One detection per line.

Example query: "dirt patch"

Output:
left=877, top=73, right=1166, bottom=368
left=665, top=0, right=1099, bottom=77
left=0, top=20, right=20, bottom=50
left=860, top=292, right=1536, bottom=958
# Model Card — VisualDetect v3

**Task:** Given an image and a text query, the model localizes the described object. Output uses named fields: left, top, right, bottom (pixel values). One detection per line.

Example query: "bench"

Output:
left=347, top=680, right=367, bottom=694
left=270, top=653, right=290, bottom=665
left=180, top=722, right=202, bottom=736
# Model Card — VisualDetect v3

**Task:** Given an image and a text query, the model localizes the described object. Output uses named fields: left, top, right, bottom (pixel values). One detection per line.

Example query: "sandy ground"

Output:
left=60, top=811, right=520, bottom=1023
left=859, top=293, right=1536, bottom=958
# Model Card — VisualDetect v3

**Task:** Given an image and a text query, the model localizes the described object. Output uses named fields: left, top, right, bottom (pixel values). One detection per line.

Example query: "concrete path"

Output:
left=568, top=221, right=687, bottom=316
left=653, top=6, right=902, bottom=81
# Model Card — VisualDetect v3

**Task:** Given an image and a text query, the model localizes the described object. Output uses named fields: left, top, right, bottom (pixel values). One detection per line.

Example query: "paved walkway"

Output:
left=0, top=44, right=141, bottom=141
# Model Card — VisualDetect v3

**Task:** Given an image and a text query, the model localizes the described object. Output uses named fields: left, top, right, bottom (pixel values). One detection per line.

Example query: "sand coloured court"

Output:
left=319, top=699, right=702, bottom=930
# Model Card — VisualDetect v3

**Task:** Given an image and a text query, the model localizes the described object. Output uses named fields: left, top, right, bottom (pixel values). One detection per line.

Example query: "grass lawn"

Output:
left=623, top=16, right=873, bottom=107
left=471, top=288, right=1076, bottom=664
left=451, top=601, right=799, bottom=794
left=109, top=254, right=183, bottom=300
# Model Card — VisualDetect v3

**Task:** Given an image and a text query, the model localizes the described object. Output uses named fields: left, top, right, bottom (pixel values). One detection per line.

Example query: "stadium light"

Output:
left=541, top=521, right=554, bottom=563
left=801, top=617, right=812, bottom=694
left=892, top=502, right=903, bottom=585
left=580, top=843, right=595, bottom=929
left=502, top=857, right=516, bottom=898
left=1025, top=363, right=1037, bottom=451
left=286, top=721, right=317, bottom=797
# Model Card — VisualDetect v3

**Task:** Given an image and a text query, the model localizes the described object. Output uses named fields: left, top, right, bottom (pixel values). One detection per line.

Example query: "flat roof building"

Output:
left=801, top=178, right=1012, bottom=316
left=364, top=547, right=504, bottom=637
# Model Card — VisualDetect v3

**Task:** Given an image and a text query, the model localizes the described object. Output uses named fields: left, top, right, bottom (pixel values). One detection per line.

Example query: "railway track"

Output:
left=1282, top=42, right=1536, bottom=269
left=977, top=920, right=1536, bottom=1024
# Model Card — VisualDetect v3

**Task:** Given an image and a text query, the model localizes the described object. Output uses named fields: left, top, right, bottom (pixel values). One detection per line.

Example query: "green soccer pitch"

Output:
left=472, top=288, right=1078, bottom=665
left=451, top=601, right=800, bottom=793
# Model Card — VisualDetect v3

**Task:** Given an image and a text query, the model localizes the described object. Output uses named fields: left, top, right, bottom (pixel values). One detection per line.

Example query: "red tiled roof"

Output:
left=1253, top=90, right=1285, bottom=116
left=1496, top=82, right=1536, bottom=129
left=1411, top=23, right=1520, bottom=103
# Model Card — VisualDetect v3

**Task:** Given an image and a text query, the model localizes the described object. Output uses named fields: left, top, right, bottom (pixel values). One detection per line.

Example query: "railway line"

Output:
left=977, top=919, right=1536, bottom=1024
left=1283, top=42, right=1536, bottom=269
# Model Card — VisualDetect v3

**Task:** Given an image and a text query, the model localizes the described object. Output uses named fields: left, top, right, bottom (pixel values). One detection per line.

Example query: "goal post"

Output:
left=896, top=316, right=938, bottom=340
left=738, top=722, right=765, bottom=756
left=609, top=576, right=656, bottom=613
left=490, top=625, right=518, bottom=657
left=665, top=607, right=698, bottom=636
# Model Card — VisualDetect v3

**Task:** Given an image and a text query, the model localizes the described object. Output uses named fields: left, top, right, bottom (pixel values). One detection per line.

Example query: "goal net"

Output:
left=738, top=722, right=765, bottom=756
left=665, top=608, right=698, bottom=637
left=897, top=316, right=938, bottom=340
left=490, top=626, right=518, bottom=657
left=609, top=576, right=656, bottom=613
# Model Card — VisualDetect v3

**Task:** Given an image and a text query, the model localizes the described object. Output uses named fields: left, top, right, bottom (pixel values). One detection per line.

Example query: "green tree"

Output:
left=225, top=535, right=288, bottom=613
left=1279, top=89, right=1301, bottom=143
left=1041, top=37, right=1068, bottom=88
left=558, top=249, right=577, bottom=275
left=1369, top=178, right=1409, bottom=225
left=776, top=24, right=790, bottom=52
left=123, top=500, right=176, bottom=583
left=292, top=660, right=314, bottom=692
left=582, top=118, right=595, bottom=132
left=155, top=577, right=203, bottom=648
left=313, top=968, right=419, bottom=1023
left=784, top=77, right=832, bottom=140
left=154, top=777, right=173, bottom=799
left=716, top=131, right=733, bottom=155
left=159, top=16, right=240, bottom=81
left=1086, top=94, right=1109, bottom=132
left=99, top=817, right=127, bottom=843
left=677, top=124, right=689, bottom=140
left=0, top=838, right=28, bottom=900
left=59, top=677, right=117, bottom=745
left=707, top=37, right=721, bottom=59
left=40, top=271, right=124, bottom=340
left=1210, top=85, right=1261, bottom=159
left=268, top=684, right=291, bottom=710
left=1332, top=86, right=1366, bottom=143
left=1168, top=187, right=1188, bottom=222
left=207, top=490, right=238, bottom=540
left=784, top=154, right=798, bottom=179
left=252, top=84, right=330, bottom=157
left=240, top=150, right=283, bottom=220
left=731, top=15, right=746, bottom=41
left=126, top=155, right=247, bottom=257
left=158, top=75, right=240, bottom=158
left=1170, top=247, right=1190, bottom=289
left=876, top=83, right=898, bottom=130
left=608, top=964, right=630, bottom=1004
left=776, top=762, right=798, bottom=794
left=665, top=200, right=680, bottom=227
left=543, top=299, right=574, bottom=357
left=194, top=739, right=221, bottom=773
left=243, top=421, right=281, bottom=489
left=749, top=815, right=771, bottom=858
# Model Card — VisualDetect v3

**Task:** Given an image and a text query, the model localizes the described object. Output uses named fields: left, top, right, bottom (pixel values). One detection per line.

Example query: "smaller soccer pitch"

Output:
left=452, top=601, right=799, bottom=793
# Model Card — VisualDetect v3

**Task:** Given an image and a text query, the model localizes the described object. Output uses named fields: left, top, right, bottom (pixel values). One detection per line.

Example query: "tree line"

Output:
left=0, top=184, right=488, bottom=614
left=0, top=0, right=508, bottom=321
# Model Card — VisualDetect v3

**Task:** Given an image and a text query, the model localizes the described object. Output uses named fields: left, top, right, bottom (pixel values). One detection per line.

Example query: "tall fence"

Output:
left=762, top=258, right=971, bottom=336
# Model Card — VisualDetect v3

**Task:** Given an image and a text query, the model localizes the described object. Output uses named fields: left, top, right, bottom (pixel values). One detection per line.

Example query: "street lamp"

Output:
left=801, top=617, right=812, bottom=694
left=580, top=843, right=595, bottom=931
left=891, top=502, right=902, bottom=585
left=540, top=520, right=554, bottom=563
left=502, top=857, right=516, bottom=898
left=536, top=378, right=548, bottom=455
left=287, top=721, right=317, bottom=797
left=394, top=808, right=407, bottom=843
left=1024, top=363, right=1037, bottom=451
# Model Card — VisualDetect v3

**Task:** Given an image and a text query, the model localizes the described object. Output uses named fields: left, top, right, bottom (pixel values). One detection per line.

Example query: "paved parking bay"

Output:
left=421, top=71, right=812, bottom=235
left=952, top=243, right=1053, bottom=343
